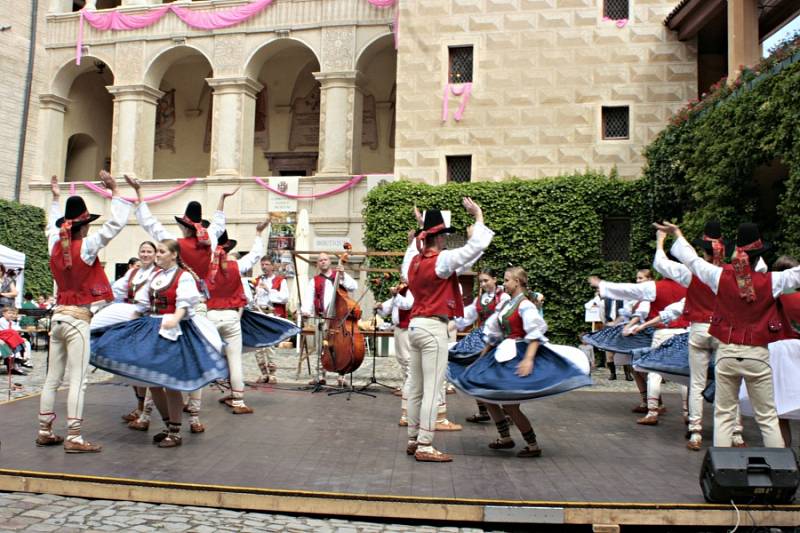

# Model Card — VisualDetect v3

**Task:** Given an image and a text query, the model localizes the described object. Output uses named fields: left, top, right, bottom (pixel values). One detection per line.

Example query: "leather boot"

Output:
left=623, top=365, right=634, bottom=381
left=607, top=362, right=617, bottom=380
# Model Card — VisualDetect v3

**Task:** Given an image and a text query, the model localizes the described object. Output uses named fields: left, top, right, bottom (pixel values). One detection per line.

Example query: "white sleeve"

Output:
left=618, top=302, right=632, bottom=321
left=301, top=278, right=315, bottom=316
left=395, top=291, right=414, bottom=310
left=653, top=249, right=692, bottom=288
left=175, top=272, right=200, bottom=311
left=135, top=202, right=175, bottom=242
left=270, top=279, right=289, bottom=305
left=340, top=272, right=357, bottom=292
left=400, top=239, right=418, bottom=282
left=670, top=236, right=721, bottom=294
left=520, top=300, right=548, bottom=342
left=208, top=210, right=226, bottom=241
left=659, top=299, right=685, bottom=324
left=632, top=301, right=650, bottom=320
left=454, top=300, right=478, bottom=331
left=133, top=272, right=154, bottom=314
left=47, top=201, right=63, bottom=254
left=377, top=298, right=393, bottom=318
left=81, top=197, right=133, bottom=265
left=237, top=237, right=264, bottom=274
left=111, top=269, right=133, bottom=302
left=772, top=266, right=800, bottom=297
left=435, top=222, right=494, bottom=279
left=497, top=292, right=511, bottom=306
left=482, top=311, right=502, bottom=345
left=599, top=280, right=657, bottom=302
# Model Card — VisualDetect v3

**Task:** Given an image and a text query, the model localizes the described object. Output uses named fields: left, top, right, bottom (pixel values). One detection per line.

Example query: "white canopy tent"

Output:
left=0, top=244, right=25, bottom=308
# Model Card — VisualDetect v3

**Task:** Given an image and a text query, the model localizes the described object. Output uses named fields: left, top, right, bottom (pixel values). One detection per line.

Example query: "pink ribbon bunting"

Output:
left=81, top=177, right=197, bottom=203
left=441, top=82, right=473, bottom=122
left=252, top=175, right=365, bottom=199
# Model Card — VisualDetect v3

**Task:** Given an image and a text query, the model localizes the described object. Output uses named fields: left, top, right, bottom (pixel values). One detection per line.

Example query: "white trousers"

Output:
left=39, top=314, right=92, bottom=432
left=395, top=327, right=411, bottom=411
left=687, top=322, right=717, bottom=432
left=714, top=343, right=782, bottom=447
left=407, top=318, right=450, bottom=446
left=207, top=309, right=244, bottom=399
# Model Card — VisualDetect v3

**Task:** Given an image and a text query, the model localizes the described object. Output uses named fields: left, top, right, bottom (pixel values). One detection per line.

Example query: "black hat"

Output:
left=175, top=201, right=210, bottom=230
left=735, top=222, right=770, bottom=256
left=415, top=209, right=457, bottom=236
left=692, top=220, right=729, bottom=254
left=55, top=196, right=101, bottom=228
left=218, top=231, right=237, bottom=253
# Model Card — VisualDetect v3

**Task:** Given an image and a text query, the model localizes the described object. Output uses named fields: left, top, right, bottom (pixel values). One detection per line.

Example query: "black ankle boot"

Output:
left=623, top=365, right=634, bottom=381
left=607, top=362, right=617, bottom=380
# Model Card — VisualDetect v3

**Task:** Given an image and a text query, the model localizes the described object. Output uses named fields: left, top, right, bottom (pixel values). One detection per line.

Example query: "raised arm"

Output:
left=135, top=201, right=176, bottom=242
left=47, top=176, right=63, bottom=253
left=589, top=277, right=657, bottom=302
left=454, top=299, right=478, bottom=331
left=436, top=198, right=494, bottom=278
left=82, top=171, right=133, bottom=264
left=653, top=230, right=691, bottom=287
left=237, top=218, right=270, bottom=274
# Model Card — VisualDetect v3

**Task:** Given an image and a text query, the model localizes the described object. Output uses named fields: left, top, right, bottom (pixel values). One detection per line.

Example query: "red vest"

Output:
left=313, top=274, right=335, bottom=316
left=271, top=276, right=287, bottom=318
left=475, top=290, right=503, bottom=327
left=206, top=259, right=247, bottom=310
left=777, top=293, right=800, bottom=340
left=397, top=287, right=411, bottom=328
left=709, top=265, right=783, bottom=346
left=408, top=251, right=464, bottom=320
left=649, top=279, right=689, bottom=329
left=682, top=276, right=717, bottom=324
left=499, top=299, right=526, bottom=340
left=149, top=268, right=183, bottom=315
left=50, top=240, right=113, bottom=306
left=178, top=237, right=212, bottom=280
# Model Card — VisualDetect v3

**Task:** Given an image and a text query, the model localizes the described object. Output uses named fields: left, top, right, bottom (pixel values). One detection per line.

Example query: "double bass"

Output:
left=321, top=244, right=366, bottom=375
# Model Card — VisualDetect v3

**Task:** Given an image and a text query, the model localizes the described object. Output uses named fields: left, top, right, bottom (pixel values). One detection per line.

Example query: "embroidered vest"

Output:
left=313, top=274, right=335, bottom=316
left=475, top=290, right=503, bottom=327
left=408, top=251, right=464, bottom=320
left=397, top=286, right=411, bottom=329
left=682, top=275, right=717, bottom=324
left=498, top=296, right=527, bottom=340
left=50, top=240, right=113, bottom=306
left=207, top=259, right=248, bottom=310
left=177, top=237, right=212, bottom=280
left=709, top=265, right=783, bottom=346
left=149, top=268, right=184, bottom=315
left=271, top=275, right=287, bottom=318
left=650, top=279, right=689, bottom=329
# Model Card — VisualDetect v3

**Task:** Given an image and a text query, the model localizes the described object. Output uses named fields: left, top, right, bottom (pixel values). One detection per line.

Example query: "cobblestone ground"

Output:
left=0, top=492, right=512, bottom=533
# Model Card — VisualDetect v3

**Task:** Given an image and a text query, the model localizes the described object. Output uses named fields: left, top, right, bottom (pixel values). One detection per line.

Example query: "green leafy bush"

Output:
left=363, top=173, right=650, bottom=343
left=0, top=200, right=52, bottom=298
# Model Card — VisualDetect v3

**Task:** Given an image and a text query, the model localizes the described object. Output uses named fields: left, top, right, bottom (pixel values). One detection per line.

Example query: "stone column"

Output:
left=206, top=77, right=262, bottom=178
left=106, top=84, right=162, bottom=179
left=37, top=94, right=70, bottom=180
left=728, top=0, right=761, bottom=77
left=313, top=71, right=365, bottom=176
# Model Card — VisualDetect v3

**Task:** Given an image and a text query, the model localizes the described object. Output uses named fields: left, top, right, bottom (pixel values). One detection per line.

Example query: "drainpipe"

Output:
left=14, top=0, right=39, bottom=202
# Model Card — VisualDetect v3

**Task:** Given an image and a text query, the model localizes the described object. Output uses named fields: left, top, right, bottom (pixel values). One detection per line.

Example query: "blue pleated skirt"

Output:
left=450, top=340, right=592, bottom=404
left=90, top=316, right=229, bottom=391
left=632, top=332, right=690, bottom=384
left=581, top=324, right=654, bottom=354
left=240, top=309, right=301, bottom=349
left=449, top=329, right=485, bottom=365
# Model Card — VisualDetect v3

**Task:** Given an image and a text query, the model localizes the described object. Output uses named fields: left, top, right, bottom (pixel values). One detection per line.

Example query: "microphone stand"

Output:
left=358, top=305, right=395, bottom=392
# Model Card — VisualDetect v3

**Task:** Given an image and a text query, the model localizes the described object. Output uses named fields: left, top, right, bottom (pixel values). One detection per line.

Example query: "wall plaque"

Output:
left=288, top=86, right=320, bottom=150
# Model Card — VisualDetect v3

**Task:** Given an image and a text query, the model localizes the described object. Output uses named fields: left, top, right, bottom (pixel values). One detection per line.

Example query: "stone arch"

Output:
left=144, top=45, right=215, bottom=89
left=243, top=37, right=321, bottom=81
left=355, top=33, right=394, bottom=72
left=355, top=33, right=396, bottom=174
left=50, top=54, right=115, bottom=99
left=65, top=133, right=100, bottom=182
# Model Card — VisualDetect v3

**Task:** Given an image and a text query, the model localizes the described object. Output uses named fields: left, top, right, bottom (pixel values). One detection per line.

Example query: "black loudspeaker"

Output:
left=700, top=447, right=800, bottom=504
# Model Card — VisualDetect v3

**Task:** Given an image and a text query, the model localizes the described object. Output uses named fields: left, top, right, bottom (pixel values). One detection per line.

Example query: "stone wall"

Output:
left=394, top=0, right=698, bottom=182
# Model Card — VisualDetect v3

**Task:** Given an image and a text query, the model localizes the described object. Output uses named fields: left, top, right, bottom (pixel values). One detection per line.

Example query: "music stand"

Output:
left=296, top=317, right=336, bottom=393
left=358, top=308, right=395, bottom=393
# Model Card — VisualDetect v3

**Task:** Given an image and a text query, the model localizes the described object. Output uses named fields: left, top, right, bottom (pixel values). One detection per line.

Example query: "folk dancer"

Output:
left=400, top=198, right=493, bottom=462
left=376, top=280, right=414, bottom=426
left=135, top=190, right=236, bottom=432
left=37, top=172, right=134, bottom=453
left=659, top=221, right=800, bottom=447
left=252, top=256, right=290, bottom=383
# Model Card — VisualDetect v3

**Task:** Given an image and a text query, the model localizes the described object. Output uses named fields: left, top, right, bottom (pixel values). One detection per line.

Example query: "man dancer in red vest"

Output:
left=135, top=190, right=236, bottom=432
left=37, top=172, right=134, bottom=453
left=401, top=198, right=493, bottom=462
left=253, top=256, right=289, bottom=383
left=207, top=222, right=268, bottom=414
left=659, top=221, right=800, bottom=447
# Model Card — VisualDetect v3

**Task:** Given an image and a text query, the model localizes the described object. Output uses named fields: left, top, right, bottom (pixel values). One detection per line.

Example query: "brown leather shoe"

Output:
left=686, top=439, right=702, bottom=451
left=392, top=388, right=403, bottom=397
left=152, top=429, right=169, bottom=443
left=218, top=394, right=234, bottom=405
left=435, top=419, right=463, bottom=431
left=517, top=443, right=542, bottom=457
left=157, top=434, right=182, bottom=448
left=121, top=409, right=141, bottom=422
left=406, top=440, right=418, bottom=455
left=232, top=405, right=253, bottom=415
left=190, top=423, right=205, bottom=433
left=657, top=406, right=668, bottom=415
left=488, top=438, right=515, bottom=450
left=35, top=434, right=64, bottom=447
left=732, top=438, right=748, bottom=448
left=128, top=419, right=150, bottom=431
left=637, top=414, right=659, bottom=425
left=64, top=439, right=102, bottom=453
left=631, top=403, right=648, bottom=414
left=398, top=417, right=408, bottom=427
left=414, top=447, right=452, bottom=462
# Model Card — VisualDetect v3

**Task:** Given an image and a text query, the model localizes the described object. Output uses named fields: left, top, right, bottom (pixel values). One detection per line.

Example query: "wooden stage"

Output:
left=0, top=383, right=798, bottom=529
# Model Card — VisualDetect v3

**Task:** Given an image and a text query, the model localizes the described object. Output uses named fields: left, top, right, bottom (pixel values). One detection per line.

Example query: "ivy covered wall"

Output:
left=0, top=200, right=51, bottom=298
left=363, top=173, right=651, bottom=343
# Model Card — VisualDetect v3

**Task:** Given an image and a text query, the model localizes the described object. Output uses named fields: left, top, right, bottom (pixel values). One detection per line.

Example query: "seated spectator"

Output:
left=0, top=264, right=18, bottom=308
left=19, top=292, right=38, bottom=329
left=0, top=306, right=31, bottom=374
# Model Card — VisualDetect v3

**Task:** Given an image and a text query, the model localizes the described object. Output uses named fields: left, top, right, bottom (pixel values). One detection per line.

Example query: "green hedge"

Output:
left=642, top=33, right=800, bottom=258
left=0, top=200, right=52, bottom=299
left=363, top=173, right=651, bottom=343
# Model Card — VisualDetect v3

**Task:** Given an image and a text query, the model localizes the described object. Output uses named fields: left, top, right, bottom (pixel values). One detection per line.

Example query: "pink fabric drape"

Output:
left=81, top=177, right=197, bottom=203
left=441, top=82, right=472, bottom=122
left=252, top=175, right=365, bottom=199
left=366, top=0, right=397, bottom=6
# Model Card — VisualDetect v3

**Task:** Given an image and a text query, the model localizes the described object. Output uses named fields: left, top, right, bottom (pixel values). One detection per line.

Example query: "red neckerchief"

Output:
left=208, top=245, right=228, bottom=284
left=415, top=223, right=446, bottom=253
left=702, top=234, right=724, bottom=266
left=58, top=210, right=91, bottom=269
left=181, top=215, right=210, bottom=247
left=732, top=240, right=763, bottom=302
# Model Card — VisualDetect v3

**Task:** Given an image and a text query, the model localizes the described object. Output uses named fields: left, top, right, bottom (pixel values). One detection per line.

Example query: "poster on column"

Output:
left=267, top=176, right=299, bottom=213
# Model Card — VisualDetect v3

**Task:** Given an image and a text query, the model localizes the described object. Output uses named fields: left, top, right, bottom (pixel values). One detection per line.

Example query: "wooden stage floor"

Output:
left=1, top=382, right=798, bottom=528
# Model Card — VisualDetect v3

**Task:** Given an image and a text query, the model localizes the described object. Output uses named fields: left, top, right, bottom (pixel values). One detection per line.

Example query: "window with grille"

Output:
left=446, top=155, right=472, bottom=183
left=604, top=0, right=629, bottom=20
left=602, top=217, right=631, bottom=261
left=602, top=106, right=630, bottom=140
left=449, top=46, right=473, bottom=83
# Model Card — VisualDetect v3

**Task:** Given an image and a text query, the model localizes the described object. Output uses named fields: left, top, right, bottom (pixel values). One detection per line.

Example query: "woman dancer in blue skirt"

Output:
left=91, top=239, right=226, bottom=448
left=452, top=267, right=591, bottom=457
